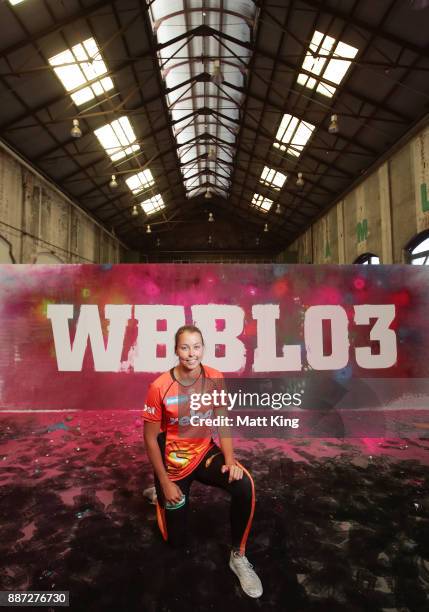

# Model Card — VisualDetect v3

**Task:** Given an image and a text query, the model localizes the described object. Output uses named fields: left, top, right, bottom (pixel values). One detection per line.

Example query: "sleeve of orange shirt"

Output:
left=142, top=382, right=163, bottom=422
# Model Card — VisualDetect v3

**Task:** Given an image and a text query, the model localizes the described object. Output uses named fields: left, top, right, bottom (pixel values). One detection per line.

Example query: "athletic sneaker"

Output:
left=229, top=551, right=263, bottom=598
left=142, top=486, right=157, bottom=505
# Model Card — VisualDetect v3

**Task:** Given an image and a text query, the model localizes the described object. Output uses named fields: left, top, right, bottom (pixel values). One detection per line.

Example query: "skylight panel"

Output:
left=273, top=114, right=315, bottom=157
left=9, top=0, right=27, bottom=4
left=260, top=166, right=287, bottom=191
left=141, top=194, right=165, bottom=215
left=126, top=169, right=155, bottom=195
left=94, top=117, right=140, bottom=162
left=48, top=37, right=114, bottom=106
left=297, top=30, right=358, bottom=98
left=251, top=193, right=273, bottom=213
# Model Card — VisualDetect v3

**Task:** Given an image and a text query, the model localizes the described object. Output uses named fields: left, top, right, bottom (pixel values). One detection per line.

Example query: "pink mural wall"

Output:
left=0, top=263, right=428, bottom=413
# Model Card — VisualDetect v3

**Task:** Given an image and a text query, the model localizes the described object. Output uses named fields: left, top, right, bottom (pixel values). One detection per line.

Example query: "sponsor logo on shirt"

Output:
left=143, top=405, right=156, bottom=415
left=169, top=408, right=214, bottom=426
left=166, top=395, right=189, bottom=406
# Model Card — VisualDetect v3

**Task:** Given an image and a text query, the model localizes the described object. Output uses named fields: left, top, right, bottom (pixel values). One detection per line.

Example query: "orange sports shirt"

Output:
left=143, top=364, right=225, bottom=481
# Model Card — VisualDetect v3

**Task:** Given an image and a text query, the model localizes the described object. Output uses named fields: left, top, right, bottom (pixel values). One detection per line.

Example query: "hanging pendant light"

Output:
left=211, top=59, right=223, bottom=85
left=264, top=223, right=269, bottom=233
left=131, top=205, right=139, bottom=217
left=109, top=174, right=118, bottom=189
left=70, top=119, right=82, bottom=138
left=275, top=203, right=281, bottom=215
left=207, top=147, right=216, bottom=161
left=205, top=187, right=212, bottom=199
left=208, top=212, right=214, bottom=222
left=328, top=114, right=339, bottom=134
left=146, top=224, right=151, bottom=234
left=296, top=172, right=305, bottom=188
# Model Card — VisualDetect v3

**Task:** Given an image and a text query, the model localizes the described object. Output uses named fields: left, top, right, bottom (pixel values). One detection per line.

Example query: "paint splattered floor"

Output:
left=1, top=412, right=429, bottom=612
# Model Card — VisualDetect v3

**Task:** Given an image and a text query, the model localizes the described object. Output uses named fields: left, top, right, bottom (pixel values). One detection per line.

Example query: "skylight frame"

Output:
left=140, top=193, right=165, bottom=216
left=251, top=193, right=273, bottom=213
left=94, top=116, right=140, bottom=163
left=125, top=169, right=155, bottom=195
left=297, top=30, right=359, bottom=98
left=273, top=114, right=315, bottom=158
left=48, top=37, right=114, bottom=107
left=260, top=166, right=288, bottom=191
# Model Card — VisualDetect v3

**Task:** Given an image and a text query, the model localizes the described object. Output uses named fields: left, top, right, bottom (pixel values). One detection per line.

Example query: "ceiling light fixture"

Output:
left=109, top=174, right=118, bottom=189
left=146, top=224, right=151, bottom=234
left=264, top=223, right=269, bottom=233
left=207, top=147, right=216, bottom=161
left=328, top=114, right=339, bottom=134
left=256, top=237, right=260, bottom=246
left=70, top=119, right=82, bottom=138
left=205, top=188, right=212, bottom=199
left=296, top=172, right=305, bottom=188
left=156, top=238, right=161, bottom=247
left=211, top=59, right=223, bottom=86
left=208, top=212, right=214, bottom=222
left=208, top=235, right=212, bottom=244
left=275, top=203, right=282, bottom=215
left=131, top=205, right=139, bottom=217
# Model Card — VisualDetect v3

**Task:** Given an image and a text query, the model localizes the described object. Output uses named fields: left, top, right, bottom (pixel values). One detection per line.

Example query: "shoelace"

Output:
left=234, top=554, right=255, bottom=576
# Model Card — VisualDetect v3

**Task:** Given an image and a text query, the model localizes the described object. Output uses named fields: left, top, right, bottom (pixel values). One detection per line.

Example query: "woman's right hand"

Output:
left=161, top=479, right=183, bottom=504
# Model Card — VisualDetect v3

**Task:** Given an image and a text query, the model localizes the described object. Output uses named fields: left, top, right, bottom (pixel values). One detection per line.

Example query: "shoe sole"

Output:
left=229, top=560, right=263, bottom=599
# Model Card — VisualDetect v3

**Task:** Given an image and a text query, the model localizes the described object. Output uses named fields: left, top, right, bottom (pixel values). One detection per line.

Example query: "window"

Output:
left=297, top=31, right=358, bottom=98
left=141, top=194, right=165, bottom=215
left=9, top=0, right=27, bottom=4
left=354, top=253, right=380, bottom=265
left=273, top=114, right=315, bottom=157
left=48, top=38, right=114, bottom=106
left=407, top=232, right=429, bottom=265
left=126, top=170, right=155, bottom=195
left=251, top=194, right=273, bottom=213
left=260, top=166, right=287, bottom=190
left=94, top=117, right=140, bottom=162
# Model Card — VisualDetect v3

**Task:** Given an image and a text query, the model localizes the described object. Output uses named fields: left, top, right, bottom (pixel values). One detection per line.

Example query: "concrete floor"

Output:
left=0, top=412, right=428, bottom=612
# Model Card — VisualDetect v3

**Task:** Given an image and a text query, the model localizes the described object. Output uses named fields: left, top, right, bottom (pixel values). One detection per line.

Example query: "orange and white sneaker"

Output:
left=229, top=551, right=263, bottom=598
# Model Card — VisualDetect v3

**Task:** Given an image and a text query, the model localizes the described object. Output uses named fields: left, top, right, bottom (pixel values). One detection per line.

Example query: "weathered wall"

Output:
left=280, top=122, right=429, bottom=264
left=0, top=145, right=123, bottom=264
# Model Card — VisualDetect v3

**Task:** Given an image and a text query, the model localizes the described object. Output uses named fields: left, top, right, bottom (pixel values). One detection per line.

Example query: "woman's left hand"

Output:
left=221, top=462, right=243, bottom=483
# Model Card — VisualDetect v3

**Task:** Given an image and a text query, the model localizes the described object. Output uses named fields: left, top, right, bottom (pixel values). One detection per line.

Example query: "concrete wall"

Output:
left=0, top=145, right=123, bottom=264
left=281, top=121, right=429, bottom=264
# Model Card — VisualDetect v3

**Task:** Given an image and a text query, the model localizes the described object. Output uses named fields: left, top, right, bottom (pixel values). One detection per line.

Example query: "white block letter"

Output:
left=192, top=305, right=245, bottom=372
left=47, top=304, right=131, bottom=371
left=354, top=304, right=397, bottom=368
left=134, top=306, right=185, bottom=372
left=305, top=305, right=349, bottom=370
left=252, top=304, right=301, bottom=372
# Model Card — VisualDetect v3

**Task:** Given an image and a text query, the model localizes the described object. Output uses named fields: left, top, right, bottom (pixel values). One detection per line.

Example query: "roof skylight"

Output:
left=126, top=169, right=155, bottom=195
left=260, top=166, right=287, bottom=191
left=273, top=114, right=315, bottom=157
left=48, top=37, right=114, bottom=106
left=9, top=0, right=27, bottom=5
left=141, top=194, right=165, bottom=215
left=251, top=193, right=273, bottom=213
left=94, top=117, right=140, bottom=162
left=297, top=30, right=358, bottom=98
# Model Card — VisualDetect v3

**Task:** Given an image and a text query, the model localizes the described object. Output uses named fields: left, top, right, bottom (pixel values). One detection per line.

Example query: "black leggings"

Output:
left=155, top=444, right=255, bottom=554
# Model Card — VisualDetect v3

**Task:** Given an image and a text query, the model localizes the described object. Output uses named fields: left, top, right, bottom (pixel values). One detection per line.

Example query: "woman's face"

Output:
left=175, top=331, right=204, bottom=372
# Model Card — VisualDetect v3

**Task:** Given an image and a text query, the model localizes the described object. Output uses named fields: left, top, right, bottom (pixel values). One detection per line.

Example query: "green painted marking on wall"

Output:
left=356, top=218, right=368, bottom=243
left=421, top=183, right=429, bottom=213
left=325, top=242, right=331, bottom=258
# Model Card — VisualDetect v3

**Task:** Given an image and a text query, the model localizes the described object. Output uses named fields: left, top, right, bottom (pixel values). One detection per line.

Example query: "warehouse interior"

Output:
left=0, top=0, right=429, bottom=264
left=1, top=1, right=429, bottom=611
